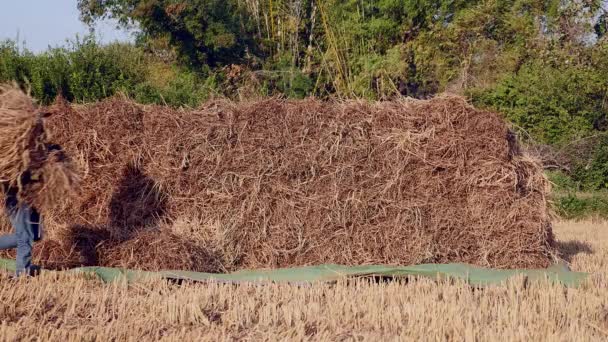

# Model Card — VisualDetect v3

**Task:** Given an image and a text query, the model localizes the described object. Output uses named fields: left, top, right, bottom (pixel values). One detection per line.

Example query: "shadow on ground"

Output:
left=556, top=240, right=594, bottom=262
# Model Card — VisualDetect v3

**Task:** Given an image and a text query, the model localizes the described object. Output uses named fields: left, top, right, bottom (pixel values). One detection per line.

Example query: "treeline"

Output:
left=1, top=0, right=608, bottom=194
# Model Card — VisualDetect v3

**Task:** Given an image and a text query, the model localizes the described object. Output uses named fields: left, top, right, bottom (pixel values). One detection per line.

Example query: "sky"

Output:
left=0, top=0, right=133, bottom=53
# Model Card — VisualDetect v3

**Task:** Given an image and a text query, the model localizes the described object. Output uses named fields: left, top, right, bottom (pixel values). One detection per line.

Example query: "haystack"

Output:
left=3, top=95, right=557, bottom=272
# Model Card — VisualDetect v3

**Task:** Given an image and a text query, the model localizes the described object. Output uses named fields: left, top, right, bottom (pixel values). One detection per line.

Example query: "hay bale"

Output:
left=0, top=83, right=43, bottom=187
left=28, top=95, right=556, bottom=271
left=0, top=84, right=78, bottom=210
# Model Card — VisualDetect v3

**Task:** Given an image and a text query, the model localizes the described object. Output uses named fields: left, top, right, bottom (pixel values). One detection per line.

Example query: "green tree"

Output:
left=78, top=0, right=255, bottom=68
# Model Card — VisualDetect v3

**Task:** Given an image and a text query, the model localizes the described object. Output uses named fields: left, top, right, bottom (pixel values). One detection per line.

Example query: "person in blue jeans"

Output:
left=0, top=177, right=43, bottom=277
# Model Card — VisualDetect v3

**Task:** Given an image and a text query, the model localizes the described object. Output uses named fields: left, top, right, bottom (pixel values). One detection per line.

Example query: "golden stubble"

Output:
left=0, top=220, right=606, bottom=341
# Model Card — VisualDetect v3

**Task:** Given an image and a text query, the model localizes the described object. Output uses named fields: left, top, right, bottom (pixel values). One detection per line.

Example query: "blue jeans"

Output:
left=0, top=190, right=42, bottom=276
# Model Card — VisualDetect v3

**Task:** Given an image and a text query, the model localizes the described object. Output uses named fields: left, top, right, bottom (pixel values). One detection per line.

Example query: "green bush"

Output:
left=472, top=60, right=606, bottom=146
left=261, top=54, right=313, bottom=99
left=134, top=67, right=216, bottom=107
left=0, top=37, right=218, bottom=107
left=570, top=135, right=608, bottom=191
left=0, top=37, right=148, bottom=104
left=547, top=171, right=579, bottom=192
left=543, top=134, right=608, bottom=192
left=0, top=41, right=36, bottom=89
left=553, top=194, right=608, bottom=219
left=160, top=69, right=214, bottom=107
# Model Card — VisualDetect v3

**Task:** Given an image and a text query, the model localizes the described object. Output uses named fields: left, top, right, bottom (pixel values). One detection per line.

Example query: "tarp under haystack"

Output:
left=0, top=258, right=588, bottom=288
left=1, top=95, right=557, bottom=272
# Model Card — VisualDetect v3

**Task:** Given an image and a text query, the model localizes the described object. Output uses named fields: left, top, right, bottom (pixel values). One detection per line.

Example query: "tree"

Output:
left=78, top=0, right=255, bottom=68
left=596, top=9, right=608, bottom=39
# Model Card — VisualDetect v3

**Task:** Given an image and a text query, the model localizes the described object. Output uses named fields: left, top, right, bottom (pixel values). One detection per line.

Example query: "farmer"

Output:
left=0, top=172, right=43, bottom=277
left=0, top=85, right=76, bottom=277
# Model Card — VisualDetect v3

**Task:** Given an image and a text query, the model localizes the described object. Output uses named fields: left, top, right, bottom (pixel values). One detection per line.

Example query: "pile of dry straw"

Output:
left=1, top=90, right=557, bottom=271
left=0, top=84, right=77, bottom=210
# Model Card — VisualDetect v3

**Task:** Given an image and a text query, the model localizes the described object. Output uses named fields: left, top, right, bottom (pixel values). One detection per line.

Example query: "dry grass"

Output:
left=0, top=220, right=606, bottom=341
left=0, top=84, right=77, bottom=210
left=2, top=96, right=556, bottom=271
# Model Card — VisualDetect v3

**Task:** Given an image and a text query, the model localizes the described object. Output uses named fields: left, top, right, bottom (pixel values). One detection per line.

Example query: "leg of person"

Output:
left=1, top=185, right=18, bottom=251
left=0, top=233, right=17, bottom=250
left=10, top=204, right=42, bottom=276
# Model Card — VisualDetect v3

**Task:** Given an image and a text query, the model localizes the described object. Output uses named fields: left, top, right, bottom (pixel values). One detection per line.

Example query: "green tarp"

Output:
left=0, top=258, right=589, bottom=287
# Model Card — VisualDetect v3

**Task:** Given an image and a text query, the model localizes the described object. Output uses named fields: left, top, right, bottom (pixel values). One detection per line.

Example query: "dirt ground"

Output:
left=0, top=220, right=606, bottom=341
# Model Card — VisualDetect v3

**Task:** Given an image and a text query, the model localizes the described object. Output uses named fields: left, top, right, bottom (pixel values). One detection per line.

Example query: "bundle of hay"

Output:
left=0, top=83, right=77, bottom=210
left=0, top=84, right=43, bottom=185
left=14, top=95, right=557, bottom=272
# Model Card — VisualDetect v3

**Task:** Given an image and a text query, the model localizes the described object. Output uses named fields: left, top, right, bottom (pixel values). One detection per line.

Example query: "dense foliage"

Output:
left=0, top=38, right=214, bottom=107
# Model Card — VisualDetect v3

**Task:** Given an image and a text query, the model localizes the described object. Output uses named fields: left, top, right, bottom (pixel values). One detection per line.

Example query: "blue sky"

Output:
left=0, top=0, right=133, bottom=52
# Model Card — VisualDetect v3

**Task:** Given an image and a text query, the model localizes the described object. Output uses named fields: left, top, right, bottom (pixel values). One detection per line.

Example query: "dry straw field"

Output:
left=0, top=220, right=606, bottom=341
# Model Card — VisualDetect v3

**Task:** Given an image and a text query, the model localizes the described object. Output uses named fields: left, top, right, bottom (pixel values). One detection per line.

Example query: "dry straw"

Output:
left=0, top=83, right=77, bottom=210
left=2, top=95, right=557, bottom=271
left=0, top=83, right=41, bottom=187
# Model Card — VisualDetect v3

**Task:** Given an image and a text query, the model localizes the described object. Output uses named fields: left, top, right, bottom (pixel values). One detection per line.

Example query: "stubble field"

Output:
left=0, top=220, right=606, bottom=341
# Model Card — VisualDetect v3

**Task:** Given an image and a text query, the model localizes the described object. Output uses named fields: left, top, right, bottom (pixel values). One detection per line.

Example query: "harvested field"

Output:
left=0, top=221, right=606, bottom=341
left=1, top=96, right=556, bottom=271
